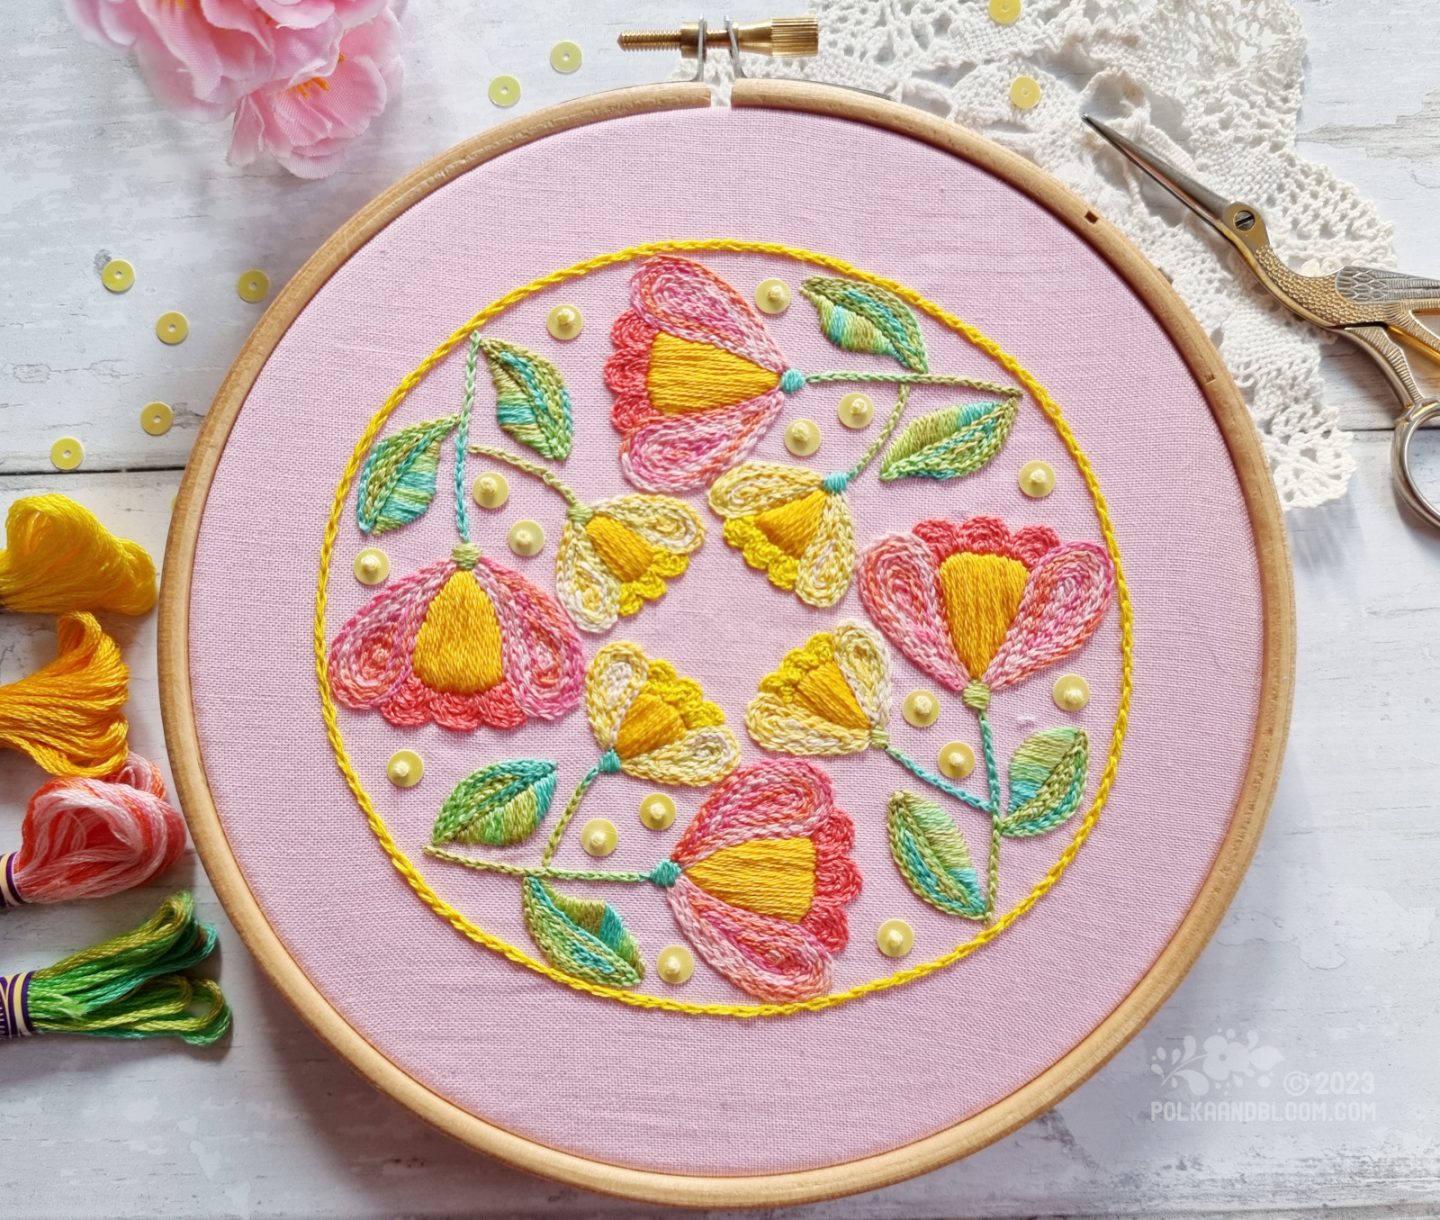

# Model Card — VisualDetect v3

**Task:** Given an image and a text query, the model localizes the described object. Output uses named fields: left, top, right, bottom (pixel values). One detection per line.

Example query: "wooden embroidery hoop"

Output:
left=157, top=80, right=1295, bottom=1208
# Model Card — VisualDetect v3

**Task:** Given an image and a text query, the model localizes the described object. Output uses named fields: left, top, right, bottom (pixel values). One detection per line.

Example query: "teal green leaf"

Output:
left=887, top=791, right=986, bottom=918
left=355, top=415, right=458, bottom=535
left=879, top=399, right=1019, bottom=482
left=474, top=336, right=573, bottom=460
left=431, top=760, right=557, bottom=847
left=799, top=276, right=928, bottom=372
left=522, top=878, right=644, bottom=988
left=999, top=727, right=1089, bottom=837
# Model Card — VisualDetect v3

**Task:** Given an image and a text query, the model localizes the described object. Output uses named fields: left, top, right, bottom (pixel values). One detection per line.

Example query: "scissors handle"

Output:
left=1392, top=399, right=1440, bottom=529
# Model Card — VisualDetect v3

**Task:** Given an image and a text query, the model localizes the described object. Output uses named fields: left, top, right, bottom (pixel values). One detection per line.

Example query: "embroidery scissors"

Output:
left=1085, top=115, right=1440, bottom=528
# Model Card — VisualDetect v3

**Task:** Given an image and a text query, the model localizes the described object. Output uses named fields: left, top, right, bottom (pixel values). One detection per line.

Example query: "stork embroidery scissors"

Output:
left=1085, top=115, right=1440, bottom=528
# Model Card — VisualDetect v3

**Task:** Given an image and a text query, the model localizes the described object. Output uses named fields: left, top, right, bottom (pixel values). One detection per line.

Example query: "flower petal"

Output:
left=555, top=522, right=621, bottom=633
left=327, top=559, right=450, bottom=709
left=830, top=620, right=891, bottom=734
left=795, top=492, right=856, bottom=608
left=745, top=690, right=868, bottom=756
left=671, top=760, right=833, bottom=863
left=858, top=532, right=969, bottom=691
left=621, top=396, right=785, bottom=492
left=604, top=311, right=659, bottom=432
left=622, top=725, right=740, bottom=787
left=984, top=541, right=1115, bottom=690
left=707, top=462, right=821, bottom=520
left=596, top=495, right=705, bottom=555
left=584, top=641, right=650, bottom=749
left=629, top=256, right=786, bottom=372
left=475, top=558, right=585, bottom=720
left=914, top=515, right=1060, bottom=569
left=804, top=812, right=861, bottom=951
left=666, top=876, right=833, bottom=1001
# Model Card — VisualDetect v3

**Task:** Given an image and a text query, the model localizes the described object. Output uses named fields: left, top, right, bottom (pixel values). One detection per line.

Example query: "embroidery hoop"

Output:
left=158, top=81, right=1294, bottom=1206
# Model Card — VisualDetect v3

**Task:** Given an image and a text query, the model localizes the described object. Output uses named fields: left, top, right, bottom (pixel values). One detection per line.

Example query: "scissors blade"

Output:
left=1083, top=116, right=1232, bottom=233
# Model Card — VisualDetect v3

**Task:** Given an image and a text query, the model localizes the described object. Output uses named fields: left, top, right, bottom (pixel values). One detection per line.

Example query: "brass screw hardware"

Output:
left=618, top=16, right=819, bottom=59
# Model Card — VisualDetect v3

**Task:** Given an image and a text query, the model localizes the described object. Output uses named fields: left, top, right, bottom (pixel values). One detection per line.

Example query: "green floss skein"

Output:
left=1, top=891, right=231, bottom=1045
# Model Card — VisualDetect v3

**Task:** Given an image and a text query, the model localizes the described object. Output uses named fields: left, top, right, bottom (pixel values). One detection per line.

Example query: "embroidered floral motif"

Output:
left=585, top=642, right=739, bottom=786
left=653, top=760, right=861, bottom=1001
left=605, top=256, right=803, bottom=492
left=327, top=542, right=584, bottom=730
left=859, top=515, right=1115, bottom=708
left=708, top=463, right=856, bottom=608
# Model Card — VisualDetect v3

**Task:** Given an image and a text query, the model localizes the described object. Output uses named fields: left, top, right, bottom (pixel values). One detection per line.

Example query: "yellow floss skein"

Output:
left=0, top=612, right=129, bottom=776
left=0, top=495, right=157, bottom=616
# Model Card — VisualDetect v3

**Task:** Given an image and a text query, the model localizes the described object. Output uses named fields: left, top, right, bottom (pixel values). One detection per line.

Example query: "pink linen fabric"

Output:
left=187, top=107, right=1265, bottom=1175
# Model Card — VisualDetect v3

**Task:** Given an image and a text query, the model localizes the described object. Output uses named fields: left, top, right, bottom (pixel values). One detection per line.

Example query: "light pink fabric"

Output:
left=188, top=107, right=1266, bottom=1175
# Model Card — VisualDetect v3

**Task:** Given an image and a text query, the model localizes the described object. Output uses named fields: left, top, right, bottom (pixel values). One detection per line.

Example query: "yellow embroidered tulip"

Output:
left=556, top=495, right=704, bottom=632
left=586, top=642, right=740, bottom=785
left=707, top=462, right=856, bottom=609
left=746, top=621, right=891, bottom=756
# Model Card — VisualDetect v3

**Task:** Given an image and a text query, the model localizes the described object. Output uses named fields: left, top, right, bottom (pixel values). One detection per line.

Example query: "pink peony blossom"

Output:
left=227, top=8, right=402, bottom=178
left=64, top=0, right=402, bottom=176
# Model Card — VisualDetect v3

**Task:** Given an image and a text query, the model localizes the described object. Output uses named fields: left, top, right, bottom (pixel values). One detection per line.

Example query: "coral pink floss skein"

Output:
left=0, top=754, right=187, bottom=908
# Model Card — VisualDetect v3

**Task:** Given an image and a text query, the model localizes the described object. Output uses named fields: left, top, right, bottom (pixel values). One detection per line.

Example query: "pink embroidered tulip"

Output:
left=63, top=0, right=369, bottom=120
left=327, top=543, right=584, bottom=731
left=605, top=256, right=806, bottom=493
left=859, top=516, right=1114, bottom=711
left=650, top=760, right=861, bottom=1002
left=229, top=8, right=402, bottom=178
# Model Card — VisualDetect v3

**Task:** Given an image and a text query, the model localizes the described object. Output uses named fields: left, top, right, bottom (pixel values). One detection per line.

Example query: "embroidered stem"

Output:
left=455, top=331, right=484, bottom=545
left=882, top=743, right=992, bottom=815
left=829, top=383, right=910, bottom=490
left=977, top=709, right=1003, bottom=921
left=805, top=371, right=1019, bottom=394
left=467, top=443, right=587, bottom=517
left=539, top=757, right=611, bottom=867
left=424, top=846, right=653, bottom=884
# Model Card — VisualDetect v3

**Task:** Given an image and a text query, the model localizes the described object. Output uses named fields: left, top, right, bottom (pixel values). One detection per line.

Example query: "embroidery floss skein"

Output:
left=0, top=891, right=230, bottom=1044
left=0, top=612, right=129, bottom=776
left=0, top=494, right=157, bottom=616
left=0, top=755, right=186, bottom=908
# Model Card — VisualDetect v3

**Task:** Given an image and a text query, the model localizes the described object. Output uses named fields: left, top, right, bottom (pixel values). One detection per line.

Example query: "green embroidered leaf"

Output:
left=474, top=336, right=574, bottom=460
left=999, top=727, right=1089, bottom=837
left=522, top=878, right=644, bottom=988
left=799, top=276, right=928, bottom=372
left=879, top=399, right=1019, bottom=482
left=355, top=415, right=459, bottom=535
left=431, top=760, right=557, bottom=847
left=887, top=791, right=986, bottom=918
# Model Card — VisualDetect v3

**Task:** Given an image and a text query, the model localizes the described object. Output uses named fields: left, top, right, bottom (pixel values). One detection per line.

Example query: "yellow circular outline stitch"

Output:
left=314, top=238, right=1134, bottom=1018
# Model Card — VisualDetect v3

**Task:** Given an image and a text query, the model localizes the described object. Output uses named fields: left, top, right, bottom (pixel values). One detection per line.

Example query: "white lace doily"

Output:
left=683, top=0, right=1395, bottom=510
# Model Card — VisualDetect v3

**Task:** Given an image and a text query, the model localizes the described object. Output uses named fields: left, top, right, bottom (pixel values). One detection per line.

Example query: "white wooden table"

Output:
left=3, top=4, right=1438, bottom=1216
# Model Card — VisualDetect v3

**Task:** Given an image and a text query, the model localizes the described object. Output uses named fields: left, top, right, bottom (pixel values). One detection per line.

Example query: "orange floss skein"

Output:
left=0, top=612, right=129, bottom=776
left=0, top=755, right=186, bottom=908
left=0, top=494, right=157, bottom=616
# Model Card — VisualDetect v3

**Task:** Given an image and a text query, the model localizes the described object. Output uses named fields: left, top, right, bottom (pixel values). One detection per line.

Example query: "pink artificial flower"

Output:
left=63, top=0, right=368, bottom=120
left=228, top=7, right=403, bottom=178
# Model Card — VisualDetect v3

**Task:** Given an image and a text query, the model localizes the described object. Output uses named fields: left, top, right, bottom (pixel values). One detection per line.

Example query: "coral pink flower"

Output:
left=228, top=8, right=402, bottom=178
left=650, top=760, right=861, bottom=1001
left=327, top=543, right=584, bottom=731
left=859, top=516, right=1114, bottom=708
left=604, top=256, right=805, bottom=493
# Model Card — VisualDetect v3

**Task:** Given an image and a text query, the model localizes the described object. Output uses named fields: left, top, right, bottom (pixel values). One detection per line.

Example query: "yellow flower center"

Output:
left=936, top=552, right=1028, bottom=678
left=647, top=333, right=780, bottom=413
left=754, top=490, right=825, bottom=559
left=615, top=691, right=686, bottom=759
left=411, top=571, right=505, bottom=694
left=586, top=515, right=655, bottom=583
left=684, top=838, right=816, bottom=921
left=794, top=660, right=870, bottom=730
